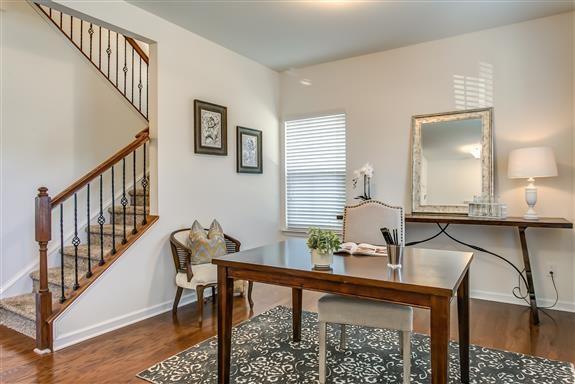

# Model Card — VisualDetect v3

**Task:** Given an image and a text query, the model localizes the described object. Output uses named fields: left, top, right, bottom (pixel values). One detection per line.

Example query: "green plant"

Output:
left=306, top=227, right=341, bottom=254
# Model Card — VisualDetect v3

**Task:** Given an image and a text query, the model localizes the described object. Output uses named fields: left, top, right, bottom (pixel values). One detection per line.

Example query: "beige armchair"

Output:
left=169, top=228, right=253, bottom=326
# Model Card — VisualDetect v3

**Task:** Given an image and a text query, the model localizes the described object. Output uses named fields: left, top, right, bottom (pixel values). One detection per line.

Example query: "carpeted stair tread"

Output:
left=108, top=205, right=148, bottom=215
left=30, top=265, right=86, bottom=290
left=128, top=187, right=149, bottom=196
left=88, top=223, right=137, bottom=235
left=63, top=244, right=112, bottom=260
left=0, top=293, right=37, bottom=321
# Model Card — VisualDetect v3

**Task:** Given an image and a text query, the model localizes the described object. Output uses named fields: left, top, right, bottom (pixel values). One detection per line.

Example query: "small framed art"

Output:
left=194, top=100, right=227, bottom=155
left=237, top=126, right=263, bottom=174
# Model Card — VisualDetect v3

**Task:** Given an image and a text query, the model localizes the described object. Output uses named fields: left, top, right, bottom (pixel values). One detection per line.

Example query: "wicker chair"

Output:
left=169, top=228, right=254, bottom=325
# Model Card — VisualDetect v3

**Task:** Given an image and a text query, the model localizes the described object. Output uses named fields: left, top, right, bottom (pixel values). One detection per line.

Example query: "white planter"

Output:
left=311, top=249, right=333, bottom=269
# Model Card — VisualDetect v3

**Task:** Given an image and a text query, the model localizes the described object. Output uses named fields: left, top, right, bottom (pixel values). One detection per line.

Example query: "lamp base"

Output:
left=523, top=212, right=539, bottom=220
left=523, top=180, right=538, bottom=220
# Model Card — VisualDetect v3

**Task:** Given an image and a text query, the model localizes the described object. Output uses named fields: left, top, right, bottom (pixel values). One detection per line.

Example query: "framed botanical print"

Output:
left=194, top=100, right=227, bottom=155
left=237, top=126, right=263, bottom=174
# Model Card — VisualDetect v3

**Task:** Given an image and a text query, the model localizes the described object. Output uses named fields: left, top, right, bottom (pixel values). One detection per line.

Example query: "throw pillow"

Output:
left=188, top=219, right=226, bottom=265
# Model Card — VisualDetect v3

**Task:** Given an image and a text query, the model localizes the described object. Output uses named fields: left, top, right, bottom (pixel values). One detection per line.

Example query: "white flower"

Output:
left=353, top=162, right=374, bottom=179
left=362, top=163, right=374, bottom=178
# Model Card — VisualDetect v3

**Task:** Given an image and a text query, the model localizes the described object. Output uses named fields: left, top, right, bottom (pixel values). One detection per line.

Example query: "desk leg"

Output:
left=457, top=271, right=470, bottom=383
left=518, top=226, right=540, bottom=325
left=292, top=288, right=302, bottom=342
left=217, top=266, right=234, bottom=384
left=430, top=296, right=450, bottom=384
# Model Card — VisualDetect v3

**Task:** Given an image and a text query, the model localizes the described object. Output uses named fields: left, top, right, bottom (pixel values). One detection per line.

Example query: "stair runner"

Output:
left=0, top=188, right=149, bottom=338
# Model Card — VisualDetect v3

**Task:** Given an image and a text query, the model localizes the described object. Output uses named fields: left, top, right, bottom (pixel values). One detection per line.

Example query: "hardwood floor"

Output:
left=1, top=284, right=574, bottom=383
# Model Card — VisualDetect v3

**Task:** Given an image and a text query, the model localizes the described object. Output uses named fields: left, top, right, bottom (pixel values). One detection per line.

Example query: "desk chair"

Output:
left=318, top=200, right=412, bottom=383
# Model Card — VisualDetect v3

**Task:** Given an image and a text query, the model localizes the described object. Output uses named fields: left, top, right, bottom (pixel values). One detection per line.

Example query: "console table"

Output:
left=405, top=214, right=572, bottom=325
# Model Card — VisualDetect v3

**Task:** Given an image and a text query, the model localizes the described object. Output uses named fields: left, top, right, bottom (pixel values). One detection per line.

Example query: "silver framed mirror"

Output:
left=411, top=107, right=493, bottom=214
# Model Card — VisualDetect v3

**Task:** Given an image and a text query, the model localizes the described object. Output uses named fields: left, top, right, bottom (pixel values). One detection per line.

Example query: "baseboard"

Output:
left=49, top=286, right=573, bottom=350
left=53, top=292, right=198, bottom=351
left=471, top=289, right=575, bottom=313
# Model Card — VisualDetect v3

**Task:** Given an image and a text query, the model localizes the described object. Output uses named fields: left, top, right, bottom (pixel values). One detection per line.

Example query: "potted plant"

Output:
left=307, top=227, right=341, bottom=270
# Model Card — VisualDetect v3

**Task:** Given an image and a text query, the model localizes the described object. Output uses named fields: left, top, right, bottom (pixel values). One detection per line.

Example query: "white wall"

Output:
left=0, top=1, right=147, bottom=297
left=47, top=1, right=280, bottom=348
left=281, top=13, right=574, bottom=311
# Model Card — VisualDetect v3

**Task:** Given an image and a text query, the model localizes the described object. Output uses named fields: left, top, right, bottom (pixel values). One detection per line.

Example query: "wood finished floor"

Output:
left=1, top=284, right=574, bottom=383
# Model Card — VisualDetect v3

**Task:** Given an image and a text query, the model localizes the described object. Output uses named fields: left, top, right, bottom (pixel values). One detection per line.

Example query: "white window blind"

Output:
left=285, top=113, right=346, bottom=230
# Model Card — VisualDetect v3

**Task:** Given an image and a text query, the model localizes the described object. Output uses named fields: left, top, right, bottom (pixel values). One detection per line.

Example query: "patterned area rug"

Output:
left=138, top=306, right=574, bottom=384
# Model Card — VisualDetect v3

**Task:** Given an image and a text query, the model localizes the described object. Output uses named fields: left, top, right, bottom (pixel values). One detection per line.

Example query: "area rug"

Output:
left=138, top=306, right=574, bottom=384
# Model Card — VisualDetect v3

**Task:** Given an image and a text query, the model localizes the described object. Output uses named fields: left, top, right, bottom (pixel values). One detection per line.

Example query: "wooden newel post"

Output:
left=35, top=187, right=53, bottom=352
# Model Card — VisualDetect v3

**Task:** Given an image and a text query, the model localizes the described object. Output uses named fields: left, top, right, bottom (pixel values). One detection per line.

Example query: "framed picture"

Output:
left=194, top=100, right=227, bottom=155
left=237, top=126, right=263, bottom=174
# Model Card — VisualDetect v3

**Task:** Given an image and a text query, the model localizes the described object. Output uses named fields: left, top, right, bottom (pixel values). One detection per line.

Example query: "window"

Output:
left=284, top=113, right=346, bottom=231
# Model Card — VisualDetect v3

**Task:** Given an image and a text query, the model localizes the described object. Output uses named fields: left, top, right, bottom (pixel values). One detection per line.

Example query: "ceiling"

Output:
left=126, top=0, right=573, bottom=71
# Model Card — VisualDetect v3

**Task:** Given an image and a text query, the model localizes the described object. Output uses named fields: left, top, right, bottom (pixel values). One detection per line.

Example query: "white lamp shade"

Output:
left=508, top=146, right=558, bottom=179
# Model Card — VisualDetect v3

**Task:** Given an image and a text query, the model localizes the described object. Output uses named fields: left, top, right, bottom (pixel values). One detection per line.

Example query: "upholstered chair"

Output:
left=318, top=200, right=412, bottom=384
left=169, top=228, right=254, bottom=326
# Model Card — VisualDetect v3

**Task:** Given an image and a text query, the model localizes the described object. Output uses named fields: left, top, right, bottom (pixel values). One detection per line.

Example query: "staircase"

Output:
left=0, top=3, right=157, bottom=352
left=0, top=187, right=149, bottom=339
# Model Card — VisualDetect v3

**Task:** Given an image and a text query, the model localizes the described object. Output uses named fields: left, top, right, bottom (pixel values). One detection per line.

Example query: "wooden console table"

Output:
left=405, top=214, right=573, bottom=325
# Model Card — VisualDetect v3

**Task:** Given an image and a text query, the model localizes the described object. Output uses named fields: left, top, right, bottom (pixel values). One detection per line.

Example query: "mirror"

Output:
left=411, top=108, right=493, bottom=214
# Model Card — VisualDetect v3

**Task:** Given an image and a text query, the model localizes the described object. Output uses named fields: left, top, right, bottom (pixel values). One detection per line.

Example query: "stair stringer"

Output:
left=48, top=216, right=198, bottom=351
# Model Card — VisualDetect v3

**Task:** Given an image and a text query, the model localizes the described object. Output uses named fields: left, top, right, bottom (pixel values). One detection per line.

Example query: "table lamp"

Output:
left=508, top=146, right=558, bottom=220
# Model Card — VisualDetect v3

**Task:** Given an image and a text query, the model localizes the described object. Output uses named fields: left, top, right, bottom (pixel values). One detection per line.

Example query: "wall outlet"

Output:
left=546, top=263, right=556, bottom=277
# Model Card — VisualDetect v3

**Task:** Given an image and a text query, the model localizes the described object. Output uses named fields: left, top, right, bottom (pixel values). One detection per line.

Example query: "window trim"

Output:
left=281, top=110, right=347, bottom=232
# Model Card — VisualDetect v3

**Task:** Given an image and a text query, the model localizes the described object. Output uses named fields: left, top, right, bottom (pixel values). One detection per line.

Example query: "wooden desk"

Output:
left=213, top=239, right=473, bottom=384
left=406, top=214, right=573, bottom=325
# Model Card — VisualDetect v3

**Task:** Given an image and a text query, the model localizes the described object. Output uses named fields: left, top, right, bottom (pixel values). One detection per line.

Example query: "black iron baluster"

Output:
left=88, top=23, right=93, bottom=61
left=132, top=151, right=137, bottom=234
left=116, top=32, right=119, bottom=86
left=123, top=38, right=128, bottom=96
left=72, top=193, right=80, bottom=290
left=107, top=29, right=111, bottom=78
left=121, top=158, right=128, bottom=244
left=59, top=11, right=62, bottom=28
left=49, top=8, right=52, bottom=17
left=70, top=15, right=73, bottom=41
left=86, top=184, right=92, bottom=278
left=142, top=143, right=148, bottom=225
left=98, top=174, right=105, bottom=265
left=131, top=46, right=135, bottom=103
left=111, top=165, right=117, bottom=254
left=59, top=204, right=65, bottom=303
left=80, top=20, right=83, bottom=50
left=98, top=26, right=102, bottom=69
left=138, top=57, right=142, bottom=112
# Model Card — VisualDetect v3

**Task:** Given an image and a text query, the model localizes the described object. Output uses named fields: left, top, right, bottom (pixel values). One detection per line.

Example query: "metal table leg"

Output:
left=518, top=226, right=539, bottom=325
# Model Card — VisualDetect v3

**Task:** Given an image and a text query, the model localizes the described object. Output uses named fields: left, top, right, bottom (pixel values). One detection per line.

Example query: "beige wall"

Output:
left=0, top=1, right=147, bottom=297
left=281, top=12, right=574, bottom=310
left=48, top=0, right=281, bottom=348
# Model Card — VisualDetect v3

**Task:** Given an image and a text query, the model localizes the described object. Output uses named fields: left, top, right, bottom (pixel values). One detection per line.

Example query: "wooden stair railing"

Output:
left=35, top=3, right=149, bottom=120
left=34, top=128, right=154, bottom=352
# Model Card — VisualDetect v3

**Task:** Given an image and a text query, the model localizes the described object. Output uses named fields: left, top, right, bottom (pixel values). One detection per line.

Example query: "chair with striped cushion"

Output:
left=169, top=228, right=253, bottom=326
